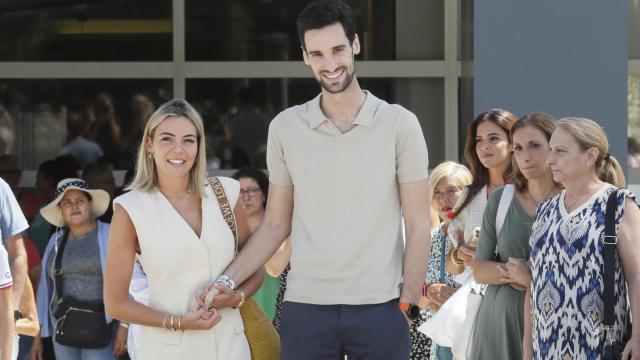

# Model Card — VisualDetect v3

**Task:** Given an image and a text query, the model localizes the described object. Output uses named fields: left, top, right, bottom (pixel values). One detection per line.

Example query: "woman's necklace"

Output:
left=526, top=185, right=558, bottom=207
left=564, top=187, right=593, bottom=212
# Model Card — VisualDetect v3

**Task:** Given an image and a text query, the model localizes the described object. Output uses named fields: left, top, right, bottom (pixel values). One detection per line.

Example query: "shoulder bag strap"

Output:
left=208, top=176, right=239, bottom=255
left=602, top=189, right=619, bottom=332
left=496, top=184, right=515, bottom=237
left=52, top=228, right=70, bottom=304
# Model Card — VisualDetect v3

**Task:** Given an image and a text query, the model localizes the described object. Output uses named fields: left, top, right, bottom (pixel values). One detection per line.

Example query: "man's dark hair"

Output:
left=82, top=160, right=113, bottom=183
left=232, top=167, right=269, bottom=207
left=296, top=0, right=356, bottom=51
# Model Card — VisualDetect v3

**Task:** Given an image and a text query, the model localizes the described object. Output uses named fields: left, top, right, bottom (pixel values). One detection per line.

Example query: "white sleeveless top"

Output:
left=450, top=185, right=488, bottom=284
left=114, top=177, right=250, bottom=360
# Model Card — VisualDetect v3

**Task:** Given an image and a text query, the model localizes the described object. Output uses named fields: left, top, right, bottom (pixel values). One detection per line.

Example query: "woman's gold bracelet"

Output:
left=161, top=313, right=170, bottom=329
left=451, top=248, right=464, bottom=266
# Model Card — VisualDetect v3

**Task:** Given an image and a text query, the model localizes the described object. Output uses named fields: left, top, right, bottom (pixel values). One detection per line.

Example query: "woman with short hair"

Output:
left=410, top=161, right=472, bottom=360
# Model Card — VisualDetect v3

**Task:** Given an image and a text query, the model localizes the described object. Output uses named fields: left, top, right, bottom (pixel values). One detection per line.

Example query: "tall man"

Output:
left=211, top=1, right=430, bottom=358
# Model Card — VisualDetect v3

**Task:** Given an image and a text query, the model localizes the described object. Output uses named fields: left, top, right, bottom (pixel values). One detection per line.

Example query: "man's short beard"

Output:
left=317, top=66, right=356, bottom=94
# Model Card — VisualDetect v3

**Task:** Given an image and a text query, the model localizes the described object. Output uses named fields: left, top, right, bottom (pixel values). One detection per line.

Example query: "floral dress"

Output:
left=530, top=184, right=632, bottom=360
left=410, top=222, right=459, bottom=360
left=272, top=264, right=289, bottom=332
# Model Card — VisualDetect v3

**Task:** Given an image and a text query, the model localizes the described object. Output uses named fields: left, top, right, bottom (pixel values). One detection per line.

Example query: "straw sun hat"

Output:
left=40, top=178, right=110, bottom=227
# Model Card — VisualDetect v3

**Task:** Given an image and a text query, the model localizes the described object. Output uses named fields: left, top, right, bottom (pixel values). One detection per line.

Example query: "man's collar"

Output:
left=307, top=90, right=378, bottom=129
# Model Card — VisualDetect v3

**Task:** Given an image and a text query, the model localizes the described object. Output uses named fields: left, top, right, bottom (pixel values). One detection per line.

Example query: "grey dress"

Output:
left=470, top=186, right=533, bottom=360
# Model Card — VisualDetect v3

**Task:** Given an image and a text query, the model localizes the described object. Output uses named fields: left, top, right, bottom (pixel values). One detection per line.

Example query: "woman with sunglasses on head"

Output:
left=30, top=178, right=127, bottom=360
left=446, top=109, right=517, bottom=282
left=529, top=118, right=640, bottom=360
left=471, top=113, right=559, bottom=360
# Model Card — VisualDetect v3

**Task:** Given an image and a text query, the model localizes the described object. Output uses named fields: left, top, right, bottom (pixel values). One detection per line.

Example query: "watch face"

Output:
left=408, top=304, right=421, bottom=320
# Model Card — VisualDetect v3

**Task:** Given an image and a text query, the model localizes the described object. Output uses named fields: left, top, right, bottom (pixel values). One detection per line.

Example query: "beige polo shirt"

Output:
left=267, top=91, right=429, bottom=305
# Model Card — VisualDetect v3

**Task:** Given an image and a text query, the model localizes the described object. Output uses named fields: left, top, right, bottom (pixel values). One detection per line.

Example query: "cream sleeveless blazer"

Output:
left=113, top=177, right=250, bottom=360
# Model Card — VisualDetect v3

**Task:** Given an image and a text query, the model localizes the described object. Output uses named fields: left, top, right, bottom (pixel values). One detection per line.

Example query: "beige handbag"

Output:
left=209, top=177, right=281, bottom=360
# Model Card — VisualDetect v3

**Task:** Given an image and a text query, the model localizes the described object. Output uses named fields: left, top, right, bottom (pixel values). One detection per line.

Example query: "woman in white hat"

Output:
left=30, top=178, right=128, bottom=360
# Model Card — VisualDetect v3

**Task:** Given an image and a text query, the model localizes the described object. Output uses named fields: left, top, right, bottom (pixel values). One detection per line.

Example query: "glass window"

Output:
left=186, top=77, right=444, bottom=169
left=0, top=79, right=172, bottom=170
left=186, top=0, right=444, bottom=61
left=0, top=1, right=172, bottom=61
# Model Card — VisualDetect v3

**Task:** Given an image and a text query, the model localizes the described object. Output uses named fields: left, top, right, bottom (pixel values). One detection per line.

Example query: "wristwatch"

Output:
left=399, top=301, right=421, bottom=321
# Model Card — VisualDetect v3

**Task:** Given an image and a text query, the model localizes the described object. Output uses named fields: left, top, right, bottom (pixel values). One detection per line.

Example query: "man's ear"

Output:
left=302, top=47, right=310, bottom=65
left=352, top=34, right=360, bottom=55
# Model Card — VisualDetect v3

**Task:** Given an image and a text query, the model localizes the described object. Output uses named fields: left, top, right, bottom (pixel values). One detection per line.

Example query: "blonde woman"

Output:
left=530, top=118, right=640, bottom=359
left=410, top=161, right=472, bottom=360
left=104, top=99, right=263, bottom=360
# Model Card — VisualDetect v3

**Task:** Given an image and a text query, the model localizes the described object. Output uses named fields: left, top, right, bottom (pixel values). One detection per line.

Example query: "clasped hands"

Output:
left=496, top=258, right=531, bottom=290
left=194, top=282, right=242, bottom=320
left=161, top=282, right=240, bottom=331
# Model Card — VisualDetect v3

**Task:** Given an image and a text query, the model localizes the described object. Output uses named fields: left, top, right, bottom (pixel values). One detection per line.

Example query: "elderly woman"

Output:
left=30, top=178, right=127, bottom=360
left=529, top=118, right=640, bottom=359
left=410, top=161, right=472, bottom=360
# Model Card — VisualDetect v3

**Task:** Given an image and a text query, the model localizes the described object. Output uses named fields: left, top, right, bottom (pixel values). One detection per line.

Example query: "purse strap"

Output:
left=52, top=228, right=71, bottom=306
left=602, top=189, right=619, bottom=336
left=208, top=176, right=239, bottom=255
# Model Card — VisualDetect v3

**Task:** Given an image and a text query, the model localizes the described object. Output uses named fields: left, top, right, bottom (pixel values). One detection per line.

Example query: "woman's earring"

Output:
left=148, top=152, right=153, bottom=160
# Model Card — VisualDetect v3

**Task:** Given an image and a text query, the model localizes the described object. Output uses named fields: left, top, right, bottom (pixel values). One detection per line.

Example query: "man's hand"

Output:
left=209, top=283, right=241, bottom=309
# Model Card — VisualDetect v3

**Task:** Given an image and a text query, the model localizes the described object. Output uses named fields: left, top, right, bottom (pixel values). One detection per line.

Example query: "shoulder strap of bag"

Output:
left=52, top=228, right=70, bottom=304
left=495, top=184, right=515, bottom=237
left=208, top=176, right=239, bottom=255
left=602, top=189, right=619, bottom=331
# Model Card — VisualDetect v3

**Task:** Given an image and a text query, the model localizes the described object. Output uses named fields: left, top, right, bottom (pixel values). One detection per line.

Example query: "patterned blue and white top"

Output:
left=530, top=184, right=632, bottom=360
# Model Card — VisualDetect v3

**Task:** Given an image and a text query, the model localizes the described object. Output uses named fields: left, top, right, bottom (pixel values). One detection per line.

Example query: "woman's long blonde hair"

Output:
left=127, top=98, right=208, bottom=196
left=556, top=117, right=625, bottom=188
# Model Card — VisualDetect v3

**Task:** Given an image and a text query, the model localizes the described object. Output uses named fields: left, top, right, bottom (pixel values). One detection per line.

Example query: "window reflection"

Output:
left=0, top=79, right=171, bottom=170
left=0, top=1, right=172, bottom=61
left=185, top=0, right=397, bottom=61
left=186, top=77, right=443, bottom=169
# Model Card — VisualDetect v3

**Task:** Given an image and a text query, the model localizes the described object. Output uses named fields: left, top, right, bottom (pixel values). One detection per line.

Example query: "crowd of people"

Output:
left=0, top=0, right=639, bottom=359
